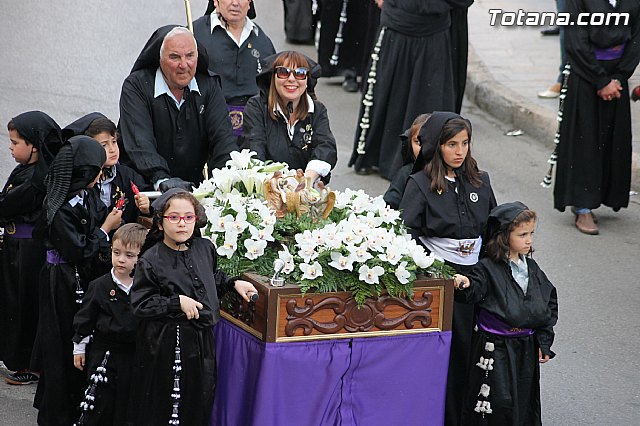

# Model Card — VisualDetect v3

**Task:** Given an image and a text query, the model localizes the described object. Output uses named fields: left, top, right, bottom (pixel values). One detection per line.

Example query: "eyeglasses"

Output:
left=275, top=66, right=309, bottom=80
left=163, top=214, right=197, bottom=224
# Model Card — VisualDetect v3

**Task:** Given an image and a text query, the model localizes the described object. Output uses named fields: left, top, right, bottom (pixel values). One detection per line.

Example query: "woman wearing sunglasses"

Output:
left=242, top=51, right=337, bottom=183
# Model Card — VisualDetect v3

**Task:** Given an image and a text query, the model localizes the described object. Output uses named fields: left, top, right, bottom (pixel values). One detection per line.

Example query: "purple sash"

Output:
left=593, top=43, right=625, bottom=61
left=226, top=104, right=246, bottom=137
left=46, top=249, right=68, bottom=264
left=476, top=309, right=534, bottom=338
left=4, top=222, right=34, bottom=239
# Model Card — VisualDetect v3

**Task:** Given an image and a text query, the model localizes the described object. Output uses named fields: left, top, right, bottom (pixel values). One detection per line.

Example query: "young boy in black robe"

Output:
left=1, top=111, right=62, bottom=385
left=63, top=113, right=150, bottom=227
left=455, top=202, right=558, bottom=425
left=130, top=189, right=257, bottom=426
left=72, top=223, right=148, bottom=426
left=32, top=136, right=123, bottom=426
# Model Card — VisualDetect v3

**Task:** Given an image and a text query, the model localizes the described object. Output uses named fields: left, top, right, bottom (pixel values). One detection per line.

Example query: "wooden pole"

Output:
left=184, top=0, right=194, bottom=32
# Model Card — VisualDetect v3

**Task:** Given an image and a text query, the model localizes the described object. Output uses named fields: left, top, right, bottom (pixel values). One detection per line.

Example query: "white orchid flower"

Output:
left=244, top=239, right=267, bottom=260
left=395, top=261, right=411, bottom=284
left=378, top=245, right=402, bottom=265
left=297, top=243, right=319, bottom=263
left=300, top=261, right=323, bottom=280
left=348, top=244, right=373, bottom=263
left=358, top=265, right=385, bottom=285
left=249, top=224, right=275, bottom=242
left=229, top=210, right=249, bottom=234
left=328, top=252, right=354, bottom=271
left=217, top=238, right=237, bottom=258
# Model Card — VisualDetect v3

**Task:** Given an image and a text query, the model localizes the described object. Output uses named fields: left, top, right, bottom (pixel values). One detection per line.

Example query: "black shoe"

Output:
left=5, top=370, right=39, bottom=385
left=342, top=76, right=359, bottom=93
left=354, top=166, right=373, bottom=175
left=540, top=27, right=560, bottom=36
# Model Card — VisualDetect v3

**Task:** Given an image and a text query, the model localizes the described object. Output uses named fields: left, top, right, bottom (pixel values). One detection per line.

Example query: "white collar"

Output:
left=154, top=67, right=201, bottom=107
left=210, top=13, right=258, bottom=47
left=111, top=268, right=133, bottom=295
left=68, top=192, right=84, bottom=207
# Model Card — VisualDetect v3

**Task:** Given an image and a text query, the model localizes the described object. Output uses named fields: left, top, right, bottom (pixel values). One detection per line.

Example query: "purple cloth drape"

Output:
left=212, top=319, right=452, bottom=426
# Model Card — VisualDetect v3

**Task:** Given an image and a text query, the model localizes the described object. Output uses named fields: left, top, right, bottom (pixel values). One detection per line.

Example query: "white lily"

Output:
left=249, top=224, right=275, bottom=242
left=227, top=149, right=257, bottom=169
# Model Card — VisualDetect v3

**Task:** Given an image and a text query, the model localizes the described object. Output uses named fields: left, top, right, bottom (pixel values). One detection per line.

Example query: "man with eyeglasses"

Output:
left=118, top=26, right=239, bottom=193
left=193, top=0, right=276, bottom=139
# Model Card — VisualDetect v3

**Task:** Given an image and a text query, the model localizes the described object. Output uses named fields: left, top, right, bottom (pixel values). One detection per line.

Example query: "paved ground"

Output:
left=466, top=0, right=640, bottom=190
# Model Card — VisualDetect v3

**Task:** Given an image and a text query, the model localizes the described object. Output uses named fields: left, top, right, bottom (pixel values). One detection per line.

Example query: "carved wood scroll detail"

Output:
left=285, top=291, right=434, bottom=337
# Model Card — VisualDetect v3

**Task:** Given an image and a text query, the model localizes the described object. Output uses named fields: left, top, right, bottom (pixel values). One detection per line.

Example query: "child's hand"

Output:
left=453, top=274, right=470, bottom=290
left=135, top=194, right=150, bottom=215
left=179, top=295, right=203, bottom=320
left=101, top=208, right=123, bottom=233
left=539, top=349, right=550, bottom=364
left=74, top=353, right=85, bottom=371
left=234, top=280, right=258, bottom=302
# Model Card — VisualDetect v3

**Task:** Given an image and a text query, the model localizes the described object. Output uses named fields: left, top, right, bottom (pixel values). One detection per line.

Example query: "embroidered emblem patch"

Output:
left=470, top=192, right=479, bottom=203
left=228, top=110, right=244, bottom=131
left=457, top=240, right=476, bottom=257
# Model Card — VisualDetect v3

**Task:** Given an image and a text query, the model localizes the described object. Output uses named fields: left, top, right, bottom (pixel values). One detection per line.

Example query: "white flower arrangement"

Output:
left=196, top=150, right=452, bottom=304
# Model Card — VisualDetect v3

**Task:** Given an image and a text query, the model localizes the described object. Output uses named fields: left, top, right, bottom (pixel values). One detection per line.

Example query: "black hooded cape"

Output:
left=118, top=25, right=238, bottom=186
left=33, top=136, right=112, bottom=426
left=64, top=112, right=148, bottom=225
left=0, top=111, right=62, bottom=372
left=398, top=111, right=495, bottom=426
left=456, top=201, right=558, bottom=425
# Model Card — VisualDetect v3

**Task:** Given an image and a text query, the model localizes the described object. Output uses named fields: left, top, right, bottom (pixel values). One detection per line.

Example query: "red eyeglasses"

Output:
left=275, top=66, right=309, bottom=80
left=163, top=214, right=197, bottom=224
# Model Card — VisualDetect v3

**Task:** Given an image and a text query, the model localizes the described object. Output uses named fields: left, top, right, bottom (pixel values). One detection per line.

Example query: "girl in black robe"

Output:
left=33, top=136, right=122, bottom=426
left=399, top=112, right=497, bottom=426
left=129, top=189, right=257, bottom=426
left=243, top=51, right=337, bottom=183
left=349, top=0, right=473, bottom=179
left=552, top=0, right=640, bottom=234
left=455, top=202, right=558, bottom=425
left=0, top=111, right=62, bottom=383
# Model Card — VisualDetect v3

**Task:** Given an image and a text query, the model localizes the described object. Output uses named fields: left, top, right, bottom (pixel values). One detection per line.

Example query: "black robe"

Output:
left=456, top=257, right=558, bottom=425
left=193, top=15, right=276, bottom=104
left=400, top=169, right=496, bottom=426
left=317, top=0, right=369, bottom=78
left=383, top=163, right=412, bottom=210
left=243, top=96, right=338, bottom=174
left=33, top=190, right=111, bottom=426
left=282, top=0, right=318, bottom=44
left=554, top=0, right=640, bottom=212
left=349, top=0, right=473, bottom=180
left=118, top=26, right=239, bottom=186
left=129, top=238, right=235, bottom=426
left=0, top=163, right=46, bottom=371
left=72, top=272, right=138, bottom=426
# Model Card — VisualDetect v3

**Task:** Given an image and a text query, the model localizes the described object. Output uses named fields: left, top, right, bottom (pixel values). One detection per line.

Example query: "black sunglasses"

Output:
left=275, top=66, right=309, bottom=80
